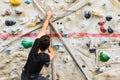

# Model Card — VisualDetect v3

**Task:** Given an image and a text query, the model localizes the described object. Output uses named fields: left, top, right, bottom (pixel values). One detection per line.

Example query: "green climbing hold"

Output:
left=100, top=52, right=110, bottom=62
left=21, top=39, right=33, bottom=48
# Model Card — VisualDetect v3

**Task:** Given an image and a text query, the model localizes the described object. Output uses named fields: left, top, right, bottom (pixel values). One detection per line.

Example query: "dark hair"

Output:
left=38, top=35, right=50, bottom=51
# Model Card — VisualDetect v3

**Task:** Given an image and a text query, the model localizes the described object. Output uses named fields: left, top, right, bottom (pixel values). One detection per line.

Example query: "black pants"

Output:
left=21, top=70, right=48, bottom=80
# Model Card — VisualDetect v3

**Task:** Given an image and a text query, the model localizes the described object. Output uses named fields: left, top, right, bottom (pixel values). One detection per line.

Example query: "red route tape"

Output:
left=1, top=33, right=120, bottom=38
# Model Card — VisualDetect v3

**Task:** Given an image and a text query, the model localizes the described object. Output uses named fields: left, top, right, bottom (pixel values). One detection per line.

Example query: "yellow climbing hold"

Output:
left=92, top=10, right=104, bottom=18
left=10, top=0, right=22, bottom=6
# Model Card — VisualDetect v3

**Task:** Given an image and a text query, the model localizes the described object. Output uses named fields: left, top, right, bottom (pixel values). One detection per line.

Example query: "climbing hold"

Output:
left=45, top=62, right=50, bottom=67
left=66, top=17, right=71, bottom=21
left=10, top=0, right=22, bottom=6
left=98, top=21, right=106, bottom=26
left=119, top=42, right=120, bottom=46
left=5, top=20, right=16, bottom=26
left=86, top=41, right=90, bottom=48
left=24, top=0, right=31, bottom=4
left=53, top=43, right=63, bottom=50
left=18, top=45, right=24, bottom=51
left=64, top=34, right=68, bottom=38
left=89, top=46, right=96, bottom=53
left=58, top=28, right=63, bottom=33
left=60, top=5, right=65, bottom=10
left=4, top=0, right=10, bottom=3
left=4, top=9, right=11, bottom=16
left=92, top=10, right=104, bottom=18
left=107, top=26, right=114, bottom=34
left=27, top=22, right=38, bottom=28
left=0, top=33, right=8, bottom=40
left=106, top=16, right=112, bottom=21
left=82, top=65, right=86, bottom=68
left=46, top=73, right=51, bottom=79
left=21, top=39, right=33, bottom=48
left=98, top=67, right=105, bottom=73
left=15, top=10, right=23, bottom=15
left=100, top=52, right=110, bottom=62
left=84, top=11, right=91, bottom=19
left=100, top=26, right=106, bottom=33
left=6, top=47, right=13, bottom=54
left=102, top=39, right=108, bottom=44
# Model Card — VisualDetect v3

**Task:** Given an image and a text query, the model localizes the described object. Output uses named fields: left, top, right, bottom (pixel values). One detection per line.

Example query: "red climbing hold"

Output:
left=98, top=21, right=106, bottom=26
left=100, top=26, right=106, bottom=33
left=0, top=33, right=8, bottom=40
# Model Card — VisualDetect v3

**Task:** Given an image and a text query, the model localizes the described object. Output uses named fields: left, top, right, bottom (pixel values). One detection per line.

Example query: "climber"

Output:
left=21, top=10, right=55, bottom=80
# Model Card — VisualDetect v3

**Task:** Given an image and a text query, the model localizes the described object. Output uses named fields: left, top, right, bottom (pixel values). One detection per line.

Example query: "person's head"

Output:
left=38, top=35, right=50, bottom=51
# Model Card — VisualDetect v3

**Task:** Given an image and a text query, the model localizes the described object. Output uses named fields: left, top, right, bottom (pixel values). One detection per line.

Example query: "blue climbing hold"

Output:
left=24, top=0, right=31, bottom=4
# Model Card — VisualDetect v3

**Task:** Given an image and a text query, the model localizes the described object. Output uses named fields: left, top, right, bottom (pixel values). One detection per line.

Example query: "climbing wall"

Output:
left=0, top=0, right=120, bottom=80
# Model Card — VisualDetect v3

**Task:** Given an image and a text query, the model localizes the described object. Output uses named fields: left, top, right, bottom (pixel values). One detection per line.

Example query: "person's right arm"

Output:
left=48, top=46, right=55, bottom=61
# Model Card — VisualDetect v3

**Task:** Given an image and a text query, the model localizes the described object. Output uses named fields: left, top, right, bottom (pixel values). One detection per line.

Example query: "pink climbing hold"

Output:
left=0, top=33, right=8, bottom=40
left=100, top=26, right=106, bottom=33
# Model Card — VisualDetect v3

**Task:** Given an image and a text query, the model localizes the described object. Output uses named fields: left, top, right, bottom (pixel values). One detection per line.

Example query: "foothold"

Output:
left=119, top=42, right=120, bottom=46
left=92, top=10, right=104, bottom=18
left=63, top=55, right=70, bottom=63
left=100, top=52, right=110, bottom=62
left=10, top=0, right=22, bottom=6
left=102, top=39, right=108, bottom=44
left=86, top=41, right=90, bottom=48
left=45, top=62, right=50, bottom=67
left=66, top=17, right=71, bottom=21
left=100, top=26, right=106, bottom=33
left=60, top=22, right=62, bottom=24
left=6, top=47, right=13, bottom=54
left=84, top=11, right=91, bottom=19
left=98, top=67, right=105, bottom=73
left=82, top=65, right=86, bottom=68
left=98, top=21, right=106, bottom=26
left=46, top=73, right=51, bottom=79
left=88, top=0, right=94, bottom=5
left=53, top=43, right=63, bottom=50
left=10, top=28, right=22, bottom=35
left=107, top=26, right=114, bottom=34
left=21, top=39, right=33, bottom=48
left=102, top=3, right=106, bottom=9
left=58, top=28, right=63, bottom=33
left=15, top=10, right=23, bottom=15
left=60, top=5, right=65, bottom=10
left=106, top=16, right=112, bottom=21
left=24, top=0, right=31, bottom=4
left=0, top=33, right=8, bottom=40
left=57, top=22, right=59, bottom=24
left=64, top=34, right=68, bottom=38
left=89, top=46, right=96, bottom=53
left=18, top=45, right=24, bottom=51
left=5, top=20, right=16, bottom=26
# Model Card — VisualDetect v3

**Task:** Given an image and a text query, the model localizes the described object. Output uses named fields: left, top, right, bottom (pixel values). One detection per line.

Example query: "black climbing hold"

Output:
left=82, top=65, right=86, bottom=68
left=119, top=42, right=120, bottom=46
left=60, top=22, right=62, bottom=24
left=106, top=16, right=112, bottom=21
left=10, top=20, right=16, bottom=25
left=15, top=10, right=22, bottom=15
left=5, top=20, right=16, bottom=26
left=57, top=22, right=59, bottom=24
left=5, top=20, right=11, bottom=26
left=107, top=26, right=114, bottom=34
left=84, top=11, right=91, bottom=19
left=89, top=47, right=96, bottom=53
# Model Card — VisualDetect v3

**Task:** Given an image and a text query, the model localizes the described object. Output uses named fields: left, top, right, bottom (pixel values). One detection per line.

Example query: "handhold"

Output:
left=107, top=26, right=114, bottom=34
left=89, top=46, right=96, bottom=53
left=100, top=52, right=110, bottom=62
left=53, top=43, right=63, bottom=50
left=60, top=5, right=65, bottom=10
left=98, top=21, right=106, bottom=26
left=100, top=26, right=106, bottom=33
left=84, top=11, right=91, bottom=19
left=21, top=39, right=33, bottom=48
left=10, top=0, right=22, bottom=6
left=5, top=20, right=16, bottom=26
left=24, top=0, right=31, bottom=4
left=66, top=17, right=71, bottom=21
left=64, top=34, right=68, bottom=38
left=86, top=41, right=90, bottom=48
left=0, top=33, right=8, bottom=40
left=6, top=47, right=13, bottom=54
left=106, top=16, right=112, bottom=21
left=119, top=42, right=120, bottom=46
left=98, top=67, right=105, bottom=73
left=102, top=39, right=108, bottom=44
left=58, top=28, right=63, bottom=33
left=46, top=73, right=51, bottom=78
left=54, top=0, right=60, bottom=3
left=92, top=10, right=104, bottom=18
